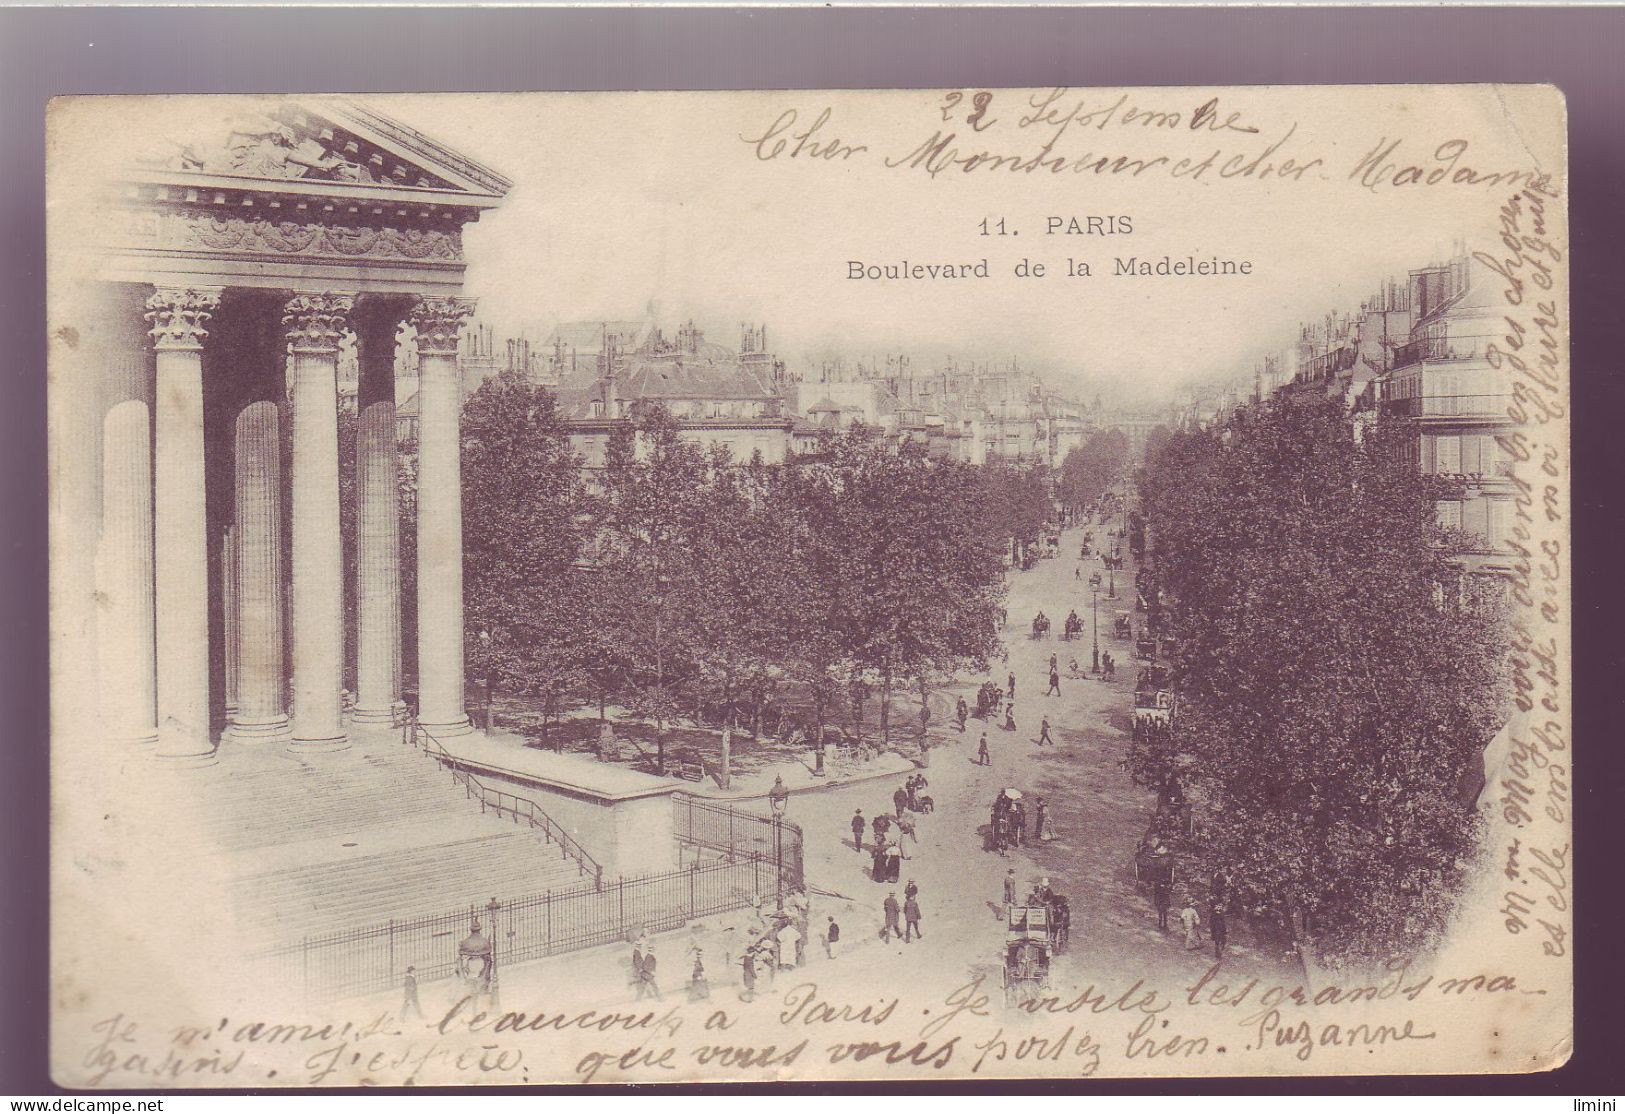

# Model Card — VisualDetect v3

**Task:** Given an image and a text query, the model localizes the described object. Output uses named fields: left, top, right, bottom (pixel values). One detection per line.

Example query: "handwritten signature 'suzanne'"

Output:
left=739, top=89, right=1543, bottom=193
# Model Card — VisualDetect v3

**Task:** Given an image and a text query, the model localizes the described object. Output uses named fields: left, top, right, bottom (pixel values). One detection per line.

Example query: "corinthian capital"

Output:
left=283, top=293, right=355, bottom=356
left=145, top=288, right=221, bottom=352
left=408, top=296, right=476, bottom=355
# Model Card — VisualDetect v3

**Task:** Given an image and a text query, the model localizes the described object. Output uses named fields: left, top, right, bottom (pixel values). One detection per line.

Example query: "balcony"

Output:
left=1384, top=393, right=1514, bottom=420
left=1391, top=335, right=1485, bottom=370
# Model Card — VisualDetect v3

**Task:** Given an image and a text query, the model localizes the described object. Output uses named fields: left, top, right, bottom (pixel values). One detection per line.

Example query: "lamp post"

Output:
left=769, top=777, right=789, bottom=911
left=457, top=910, right=494, bottom=1012
left=486, top=896, right=502, bottom=1012
left=1089, top=572, right=1102, bottom=674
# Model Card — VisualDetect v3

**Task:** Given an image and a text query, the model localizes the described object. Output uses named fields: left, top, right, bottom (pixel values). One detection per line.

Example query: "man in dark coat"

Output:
left=851, top=808, right=865, bottom=853
left=893, top=786, right=908, bottom=818
left=1210, top=902, right=1228, bottom=960
left=1153, top=879, right=1172, bottom=931
left=903, top=893, right=923, bottom=942
left=882, top=892, right=902, bottom=940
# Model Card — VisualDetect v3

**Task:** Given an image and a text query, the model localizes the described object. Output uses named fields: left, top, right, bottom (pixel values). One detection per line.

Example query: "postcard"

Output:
left=46, top=85, right=1569, bottom=1085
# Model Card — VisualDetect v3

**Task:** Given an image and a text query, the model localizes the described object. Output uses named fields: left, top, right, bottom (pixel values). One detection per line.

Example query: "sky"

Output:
left=59, top=87, right=1565, bottom=410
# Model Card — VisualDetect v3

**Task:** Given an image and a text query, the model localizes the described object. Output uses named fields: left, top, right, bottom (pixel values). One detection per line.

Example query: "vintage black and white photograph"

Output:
left=45, top=85, right=1570, bottom=1086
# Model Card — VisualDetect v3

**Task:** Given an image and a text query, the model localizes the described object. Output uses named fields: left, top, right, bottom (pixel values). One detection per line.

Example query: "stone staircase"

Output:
left=200, top=734, right=593, bottom=949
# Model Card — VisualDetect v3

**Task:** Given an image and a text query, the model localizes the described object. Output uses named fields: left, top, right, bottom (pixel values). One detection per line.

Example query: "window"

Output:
left=1436, top=500, right=1462, bottom=531
left=1433, top=435, right=1461, bottom=475
left=1486, top=499, right=1507, bottom=548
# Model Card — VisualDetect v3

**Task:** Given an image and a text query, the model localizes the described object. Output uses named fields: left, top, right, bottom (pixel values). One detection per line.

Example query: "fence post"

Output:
left=728, top=808, right=735, bottom=862
left=388, top=919, right=395, bottom=985
left=618, top=877, right=624, bottom=939
left=545, top=890, right=552, bottom=954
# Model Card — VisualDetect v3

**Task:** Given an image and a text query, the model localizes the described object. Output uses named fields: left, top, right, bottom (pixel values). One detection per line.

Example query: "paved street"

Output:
left=780, top=514, right=1304, bottom=1002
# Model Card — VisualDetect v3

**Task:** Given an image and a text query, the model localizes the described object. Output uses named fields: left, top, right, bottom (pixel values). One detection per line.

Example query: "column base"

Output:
left=417, top=715, right=473, bottom=740
left=114, top=730, right=160, bottom=749
left=153, top=746, right=219, bottom=769
left=288, top=733, right=350, bottom=754
left=350, top=702, right=401, bottom=725
left=155, top=725, right=217, bottom=766
left=228, top=716, right=293, bottom=745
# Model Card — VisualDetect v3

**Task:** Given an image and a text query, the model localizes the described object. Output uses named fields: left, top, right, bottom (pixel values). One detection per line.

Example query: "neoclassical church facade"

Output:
left=51, top=99, right=510, bottom=765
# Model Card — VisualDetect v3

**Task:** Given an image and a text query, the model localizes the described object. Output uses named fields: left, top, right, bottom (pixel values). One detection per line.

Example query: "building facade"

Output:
left=57, top=98, right=508, bottom=763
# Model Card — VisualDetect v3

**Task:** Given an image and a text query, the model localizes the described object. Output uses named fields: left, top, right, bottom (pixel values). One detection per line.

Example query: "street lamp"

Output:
left=1089, top=572, right=1102, bottom=673
left=769, top=777, right=789, bottom=912
left=457, top=909, right=495, bottom=1012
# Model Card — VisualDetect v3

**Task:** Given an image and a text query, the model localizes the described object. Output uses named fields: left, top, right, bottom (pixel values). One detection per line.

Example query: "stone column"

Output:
left=229, top=400, right=291, bottom=743
left=95, top=399, right=157, bottom=748
left=283, top=293, right=353, bottom=752
left=409, top=296, right=475, bottom=737
left=146, top=287, right=220, bottom=765
left=222, top=525, right=239, bottom=720
left=351, top=308, right=404, bottom=724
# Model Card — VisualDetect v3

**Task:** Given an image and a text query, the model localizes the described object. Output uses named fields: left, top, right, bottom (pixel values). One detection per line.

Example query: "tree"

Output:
left=460, top=370, right=592, bottom=744
left=1059, top=428, right=1132, bottom=514
left=593, top=405, right=711, bottom=771
left=1135, top=397, right=1506, bottom=964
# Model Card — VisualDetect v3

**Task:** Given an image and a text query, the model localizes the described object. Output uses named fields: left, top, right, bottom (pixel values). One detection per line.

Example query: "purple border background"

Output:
left=2, top=5, right=1620, bottom=1096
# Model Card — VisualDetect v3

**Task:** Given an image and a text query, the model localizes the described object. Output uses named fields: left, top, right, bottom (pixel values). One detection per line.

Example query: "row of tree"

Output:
left=448, top=370, right=1022, bottom=769
left=1058, top=428, right=1132, bottom=516
left=1133, top=397, right=1506, bottom=964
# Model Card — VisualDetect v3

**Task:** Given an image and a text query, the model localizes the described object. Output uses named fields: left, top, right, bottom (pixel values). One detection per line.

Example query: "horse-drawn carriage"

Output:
left=1113, top=611, right=1133, bottom=639
left=1002, top=902, right=1056, bottom=1006
left=1132, top=666, right=1174, bottom=740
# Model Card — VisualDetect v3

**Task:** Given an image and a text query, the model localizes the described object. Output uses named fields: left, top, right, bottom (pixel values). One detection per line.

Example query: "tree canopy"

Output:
left=1135, top=397, right=1506, bottom=964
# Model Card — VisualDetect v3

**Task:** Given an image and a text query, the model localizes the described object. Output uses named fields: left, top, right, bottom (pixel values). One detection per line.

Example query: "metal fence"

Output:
left=673, top=793, right=805, bottom=893
left=247, top=796, right=802, bottom=1004
left=249, top=857, right=782, bottom=1004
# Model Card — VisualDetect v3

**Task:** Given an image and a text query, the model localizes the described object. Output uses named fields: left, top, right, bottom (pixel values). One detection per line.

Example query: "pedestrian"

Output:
left=896, top=812, right=918, bottom=846
left=1013, top=801, right=1027, bottom=846
left=1003, top=703, right=1016, bottom=732
left=977, top=734, right=991, bottom=765
left=851, top=808, right=865, bottom=853
left=739, top=946, right=757, bottom=1001
left=689, top=951, right=709, bottom=1002
left=904, top=894, right=923, bottom=942
left=873, top=813, right=891, bottom=844
left=1180, top=899, right=1202, bottom=951
left=883, top=892, right=902, bottom=941
left=636, top=949, right=662, bottom=999
left=1007, top=672, right=1016, bottom=700
left=1034, top=796, right=1052, bottom=841
left=1003, top=868, right=1017, bottom=906
left=1210, top=902, right=1228, bottom=960
left=956, top=697, right=968, bottom=732
left=824, top=916, right=839, bottom=960
left=401, top=966, right=422, bottom=1020
left=904, top=878, right=919, bottom=903
left=1046, top=668, right=1060, bottom=697
left=1037, top=717, right=1053, bottom=746
left=893, top=785, right=907, bottom=818
left=885, top=840, right=903, bottom=881
left=778, top=919, right=802, bottom=969
left=1049, top=653, right=1058, bottom=672
left=630, top=943, right=645, bottom=988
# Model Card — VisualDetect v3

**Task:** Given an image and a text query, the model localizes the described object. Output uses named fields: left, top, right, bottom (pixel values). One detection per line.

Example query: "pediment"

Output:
left=130, top=97, right=509, bottom=205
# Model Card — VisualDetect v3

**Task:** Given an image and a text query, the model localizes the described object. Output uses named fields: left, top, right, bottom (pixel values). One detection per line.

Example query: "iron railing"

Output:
left=402, top=721, right=604, bottom=889
left=250, top=858, right=781, bottom=1003
left=673, top=793, right=805, bottom=894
